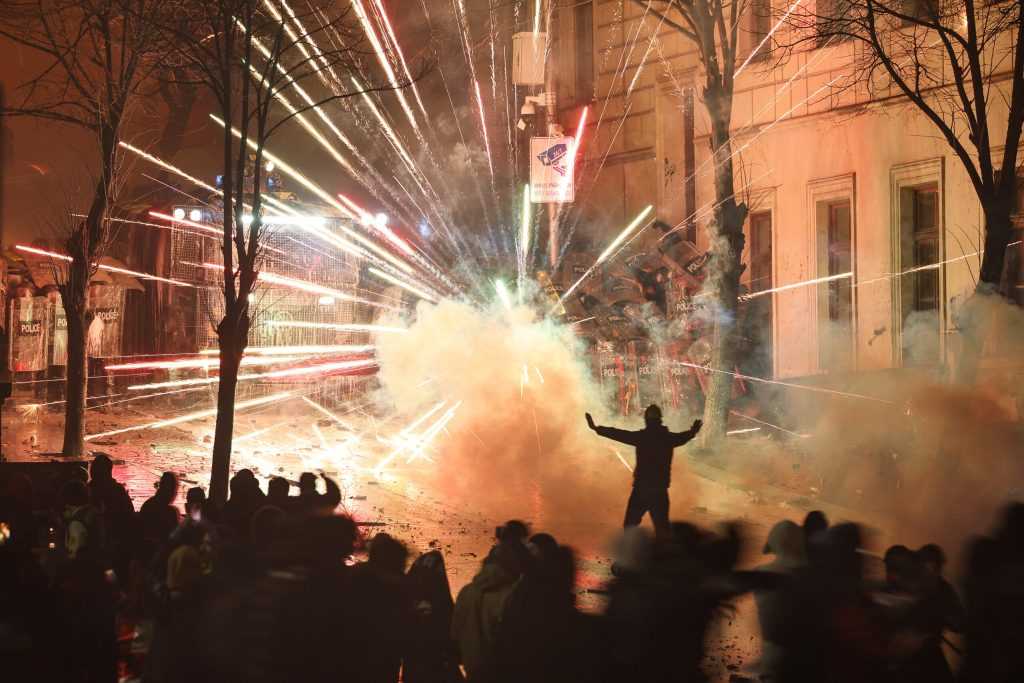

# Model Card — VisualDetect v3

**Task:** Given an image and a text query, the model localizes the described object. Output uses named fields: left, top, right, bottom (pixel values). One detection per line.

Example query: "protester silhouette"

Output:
left=290, top=471, right=342, bottom=516
left=405, top=550, right=461, bottom=683
left=586, top=405, right=701, bottom=539
left=453, top=521, right=531, bottom=682
left=87, top=454, right=136, bottom=582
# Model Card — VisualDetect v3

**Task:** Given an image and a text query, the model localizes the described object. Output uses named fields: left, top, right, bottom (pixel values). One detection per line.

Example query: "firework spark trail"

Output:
left=734, top=0, right=804, bottom=78
left=311, top=423, right=330, bottom=450
left=557, top=104, right=632, bottom=265
left=473, top=79, right=497, bottom=182
left=576, top=1, right=650, bottom=208
left=452, top=0, right=498, bottom=196
left=84, top=391, right=294, bottom=441
left=192, top=261, right=402, bottom=310
left=247, top=60, right=363, bottom=180
left=15, top=245, right=195, bottom=288
left=147, top=210, right=301, bottom=263
left=567, top=31, right=842, bottom=255
left=727, top=427, right=762, bottom=435
left=519, top=184, right=532, bottom=290
left=212, top=114, right=425, bottom=278
left=741, top=240, right=1024, bottom=301
left=659, top=76, right=847, bottom=241
left=740, top=272, right=853, bottom=300
left=349, top=78, right=436, bottom=206
left=494, top=279, right=514, bottom=310
left=672, top=360, right=894, bottom=404
left=119, top=142, right=297, bottom=217
left=372, top=401, right=448, bottom=471
left=609, top=448, right=634, bottom=473
left=368, top=266, right=441, bottom=302
left=245, top=11, right=415, bottom=218
left=369, top=0, right=430, bottom=121
left=302, top=396, right=353, bottom=428
left=655, top=36, right=849, bottom=241
left=265, top=320, right=407, bottom=334
left=126, top=359, right=379, bottom=391
left=22, top=391, right=125, bottom=408
left=234, top=424, right=284, bottom=444
left=336, top=194, right=415, bottom=257
left=85, top=387, right=218, bottom=411
left=415, top=4, right=489, bottom=263
left=148, top=211, right=220, bottom=236
left=198, top=344, right=376, bottom=356
left=556, top=106, right=589, bottom=202
left=106, top=356, right=305, bottom=371
left=351, top=0, right=422, bottom=137
left=729, top=410, right=808, bottom=438
left=555, top=206, right=655, bottom=309
left=625, top=11, right=667, bottom=97
left=404, top=401, right=461, bottom=464
left=265, top=0, right=340, bottom=89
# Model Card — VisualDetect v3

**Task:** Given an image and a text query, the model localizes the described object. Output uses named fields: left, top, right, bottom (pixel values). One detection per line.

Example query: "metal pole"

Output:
left=544, top=0, right=559, bottom=268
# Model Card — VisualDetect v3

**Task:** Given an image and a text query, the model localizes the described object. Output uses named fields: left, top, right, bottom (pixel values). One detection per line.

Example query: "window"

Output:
left=575, top=2, right=594, bottom=102
left=816, top=0, right=853, bottom=46
left=749, top=0, right=772, bottom=61
left=911, top=188, right=940, bottom=313
left=898, top=183, right=941, bottom=365
left=1001, top=174, right=1024, bottom=307
left=900, top=0, right=939, bottom=23
left=683, top=88, right=696, bottom=244
left=821, top=201, right=854, bottom=370
left=742, top=211, right=774, bottom=376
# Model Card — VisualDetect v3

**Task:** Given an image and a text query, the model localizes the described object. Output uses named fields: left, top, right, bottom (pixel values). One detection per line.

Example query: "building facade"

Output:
left=553, top=0, right=1023, bottom=387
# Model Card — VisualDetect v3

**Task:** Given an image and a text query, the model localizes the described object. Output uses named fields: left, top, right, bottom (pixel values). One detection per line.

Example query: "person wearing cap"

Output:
left=585, top=404, right=701, bottom=540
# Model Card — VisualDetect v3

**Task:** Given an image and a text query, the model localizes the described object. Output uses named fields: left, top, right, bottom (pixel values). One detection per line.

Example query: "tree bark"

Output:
left=61, top=276, right=89, bottom=457
left=700, top=83, right=748, bottom=447
left=59, top=121, right=117, bottom=456
left=955, top=197, right=1015, bottom=384
left=209, top=308, right=248, bottom=506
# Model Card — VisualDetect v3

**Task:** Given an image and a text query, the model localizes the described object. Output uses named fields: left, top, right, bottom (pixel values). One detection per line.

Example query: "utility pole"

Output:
left=544, top=0, right=559, bottom=268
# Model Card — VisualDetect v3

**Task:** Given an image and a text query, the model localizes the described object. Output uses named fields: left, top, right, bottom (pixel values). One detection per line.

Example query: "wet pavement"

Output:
left=1, top=398, right=895, bottom=681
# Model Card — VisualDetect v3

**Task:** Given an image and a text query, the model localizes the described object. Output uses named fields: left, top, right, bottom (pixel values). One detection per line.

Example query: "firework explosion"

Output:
left=8, top=0, right=1023, bottom=549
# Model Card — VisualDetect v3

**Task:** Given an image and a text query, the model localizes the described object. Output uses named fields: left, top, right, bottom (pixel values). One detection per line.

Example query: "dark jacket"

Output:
left=595, top=423, right=697, bottom=488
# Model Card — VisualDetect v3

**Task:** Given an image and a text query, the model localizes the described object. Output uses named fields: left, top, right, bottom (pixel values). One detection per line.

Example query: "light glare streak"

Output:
left=556, top=206, right=654, bottom=308
left=126, top=359, right=378, bottom=391
left=15, top=245, right=194, bottom=288
left=84, top=392, right=294, bottom=441
left=367, top=266, right=439, bottom=302
left=265, top=320, right=407, bottom=334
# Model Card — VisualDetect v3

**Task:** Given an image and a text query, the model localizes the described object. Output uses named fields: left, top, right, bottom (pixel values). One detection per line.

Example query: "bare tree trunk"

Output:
left=209, top=307, right=249, bottom=506
left=955, top=198, right=1014, bottom=384
left=61, top=271, right=89, bottom=457
left=60, top=123, right=117, bottom=456
left=701, top=85, right=747, bottom=447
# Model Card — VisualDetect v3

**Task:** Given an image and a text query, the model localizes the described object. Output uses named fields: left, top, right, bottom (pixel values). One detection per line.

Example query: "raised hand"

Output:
left=690, top=419, right=703, bottom=434
left=585, top=413, right=597, bottom=430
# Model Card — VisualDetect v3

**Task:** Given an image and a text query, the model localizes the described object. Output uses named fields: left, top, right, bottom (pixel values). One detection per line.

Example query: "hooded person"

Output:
left=289, top=472, right=342, bottom=516
left=585, top=405, right=701, bottom=539
left=752, top=520, right=808, bottom=679
left=405, top=550, right=461, bottom=683
left=452, top=521, right=531, bottom=682
left=87, top=453, right=136, bottom=580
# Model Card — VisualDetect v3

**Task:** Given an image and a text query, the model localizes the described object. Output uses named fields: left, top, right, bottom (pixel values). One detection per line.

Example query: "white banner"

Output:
left=530, top=136, right=574, bottom=203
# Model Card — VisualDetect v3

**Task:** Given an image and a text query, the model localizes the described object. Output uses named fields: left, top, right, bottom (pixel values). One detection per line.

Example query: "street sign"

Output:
left=530, top=136, right=575, bottom=203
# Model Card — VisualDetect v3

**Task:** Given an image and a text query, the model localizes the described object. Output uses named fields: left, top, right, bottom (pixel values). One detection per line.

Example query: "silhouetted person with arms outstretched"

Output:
left=586, top=404, right=701, bottom=539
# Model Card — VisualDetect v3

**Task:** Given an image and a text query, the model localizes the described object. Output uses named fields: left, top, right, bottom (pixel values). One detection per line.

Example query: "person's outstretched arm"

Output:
left=670, top=419, right=703, bottom=446
left=320, top=472, right=342, bottom=510
left=586, top=413, right=641, bottom=446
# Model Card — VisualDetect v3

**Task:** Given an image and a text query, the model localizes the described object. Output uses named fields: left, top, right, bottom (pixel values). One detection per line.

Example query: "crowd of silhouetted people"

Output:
left=3, top=454, right=1024, bottom=682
